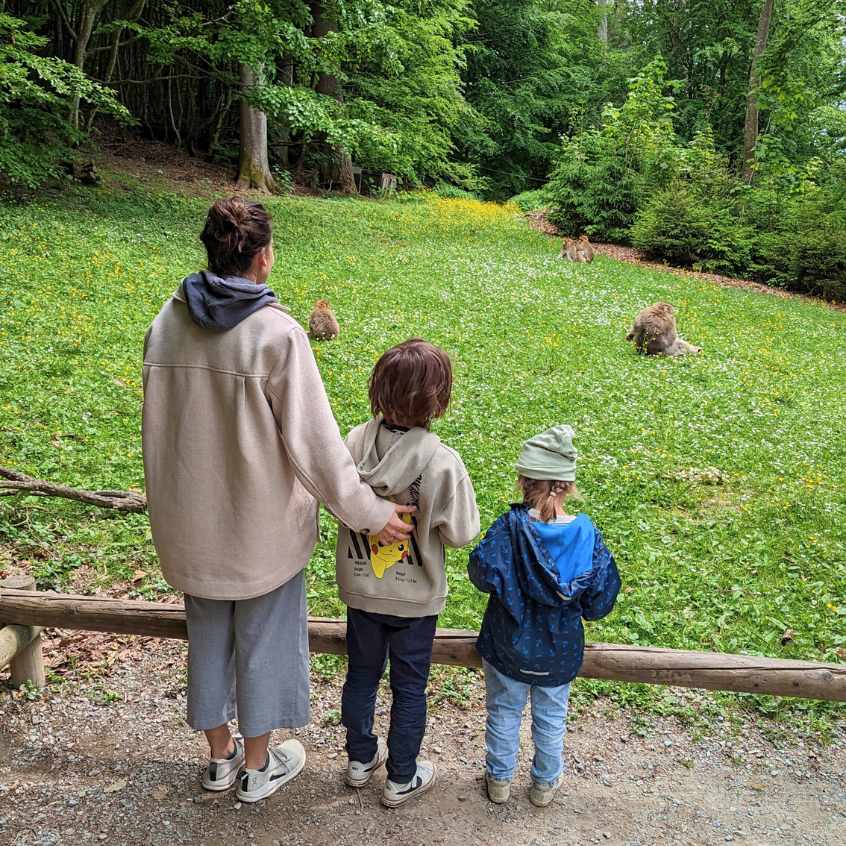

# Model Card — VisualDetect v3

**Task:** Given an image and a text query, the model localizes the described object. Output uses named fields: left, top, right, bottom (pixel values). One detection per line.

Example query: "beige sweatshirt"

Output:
left=142, top=290, right=394, bottom=600
left=335, top=418, right=480, bottom=617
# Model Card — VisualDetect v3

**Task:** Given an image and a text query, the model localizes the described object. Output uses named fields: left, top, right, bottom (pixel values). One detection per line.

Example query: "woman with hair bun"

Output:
left=142, top=197, right=414, bottom=803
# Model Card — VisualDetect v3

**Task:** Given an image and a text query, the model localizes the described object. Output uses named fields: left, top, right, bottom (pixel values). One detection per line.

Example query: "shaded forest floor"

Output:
left=93, top=136, right=299, bottom=198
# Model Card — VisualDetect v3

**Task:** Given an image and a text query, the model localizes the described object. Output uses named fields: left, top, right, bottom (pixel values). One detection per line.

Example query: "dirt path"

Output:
left=1, top=641, right=844, bottom=846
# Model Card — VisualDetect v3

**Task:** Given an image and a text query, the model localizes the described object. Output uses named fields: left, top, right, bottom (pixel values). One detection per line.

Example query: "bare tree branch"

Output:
left=89, top=35, right=143, bottom=54
left=0, top=468, right=146, bottom=513
left=49, top=0, right=79, bottom=43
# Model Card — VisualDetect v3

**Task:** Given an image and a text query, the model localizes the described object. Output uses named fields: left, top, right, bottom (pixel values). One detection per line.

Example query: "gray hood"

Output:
left=181, top=270, right=278, bottom=331
left=355, top=418, right=441, bottom=497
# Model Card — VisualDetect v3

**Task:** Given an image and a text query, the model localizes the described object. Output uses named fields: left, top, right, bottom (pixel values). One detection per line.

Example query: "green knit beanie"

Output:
left=516, top=424, right=577, bottom=481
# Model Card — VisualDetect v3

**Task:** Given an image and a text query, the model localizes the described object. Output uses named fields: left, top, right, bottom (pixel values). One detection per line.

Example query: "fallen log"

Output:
left=0, top=467, right=146, bottom=512
left=1, top=589, right=844, bottom=701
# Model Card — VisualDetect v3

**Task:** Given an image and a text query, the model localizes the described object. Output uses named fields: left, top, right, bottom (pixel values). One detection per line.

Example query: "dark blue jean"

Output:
left=341, top=608, right=437, bottom=783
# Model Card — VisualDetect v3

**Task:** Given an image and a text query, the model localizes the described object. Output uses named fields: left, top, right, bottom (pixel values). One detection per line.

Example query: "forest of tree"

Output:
left=2, top=1, right=845, bottom=297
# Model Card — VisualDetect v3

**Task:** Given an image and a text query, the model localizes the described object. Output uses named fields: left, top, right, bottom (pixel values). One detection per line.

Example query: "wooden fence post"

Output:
left=0, top=575, right=46, bottom=688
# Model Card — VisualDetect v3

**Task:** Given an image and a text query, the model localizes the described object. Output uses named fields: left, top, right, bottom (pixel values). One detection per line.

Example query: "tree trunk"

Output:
left=208, top=87, right=233, bottom=160
left=335, top=148, right=356, bottom=193
left=69, top=1, right=108, bottom=130
left=597, top=0, right=609, bottom=45
left=742, top=0, right=775, bottom=182
left=237, top=64, right=276, bottom=192
left=310, top=0, right=356, bottom=193
left=277, top=60, right=294, bottom=169
left=86, top=0, right=146, bottom=133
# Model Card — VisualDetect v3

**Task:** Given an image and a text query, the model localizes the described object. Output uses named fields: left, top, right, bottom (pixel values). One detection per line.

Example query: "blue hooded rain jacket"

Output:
left=468, top=505, right=621, bottom=687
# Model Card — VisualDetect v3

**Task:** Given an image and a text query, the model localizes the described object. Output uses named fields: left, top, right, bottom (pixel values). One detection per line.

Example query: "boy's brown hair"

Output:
left=369, top=338, right=452, bottom=429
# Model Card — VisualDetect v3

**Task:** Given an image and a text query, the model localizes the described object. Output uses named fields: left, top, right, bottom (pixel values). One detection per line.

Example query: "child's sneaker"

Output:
left=382, top=760, right=436, bottom=807
left=236, top=739, right=306, bottom=803
left=485, top=772, right=511, bottom=804
left=528, top=776, right=560, bottom=808
left=202, top=737, right=244, bottom=791
left=346, top=737, right=388, bottom=787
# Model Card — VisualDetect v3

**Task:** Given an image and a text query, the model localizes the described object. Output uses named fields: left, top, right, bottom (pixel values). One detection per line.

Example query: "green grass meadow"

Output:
left=1, top=176, right=844, bottom=724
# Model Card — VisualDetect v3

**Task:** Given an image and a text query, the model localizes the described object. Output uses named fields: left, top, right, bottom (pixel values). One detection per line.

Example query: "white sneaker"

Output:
left=346, top=737, right=388, bottom=788
left=382, top=760, right=436, bottom=808
left=202, top=737, right=244, bottom=791
left=236, top=739, right=306, bottom=803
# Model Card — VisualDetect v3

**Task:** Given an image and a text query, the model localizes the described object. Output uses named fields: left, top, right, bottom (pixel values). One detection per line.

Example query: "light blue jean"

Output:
left=483, top=660, right=571, bottom=786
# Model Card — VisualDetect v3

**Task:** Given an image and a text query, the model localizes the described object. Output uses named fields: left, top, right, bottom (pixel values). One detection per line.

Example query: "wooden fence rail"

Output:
left=0, top=577, right=46, bottom=687
left=1, top=587, right=844, bottom=701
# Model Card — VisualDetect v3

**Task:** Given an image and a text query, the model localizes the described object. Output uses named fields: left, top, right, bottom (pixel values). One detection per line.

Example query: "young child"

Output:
left=335, top=338, right=480, bottom=807
left=468, top=425, right=620, bottom=807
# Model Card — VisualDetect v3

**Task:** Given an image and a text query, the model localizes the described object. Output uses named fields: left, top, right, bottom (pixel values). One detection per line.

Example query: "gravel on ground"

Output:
left=2, top=637, right=844, bottom=846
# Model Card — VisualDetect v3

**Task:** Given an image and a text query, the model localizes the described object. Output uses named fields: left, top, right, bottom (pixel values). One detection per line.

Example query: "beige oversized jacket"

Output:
left=142, top=290, right=394, bottom=600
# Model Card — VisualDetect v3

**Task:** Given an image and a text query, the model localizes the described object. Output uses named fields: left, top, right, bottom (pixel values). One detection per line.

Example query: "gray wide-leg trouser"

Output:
left=184, top=570, right=310, bottom=738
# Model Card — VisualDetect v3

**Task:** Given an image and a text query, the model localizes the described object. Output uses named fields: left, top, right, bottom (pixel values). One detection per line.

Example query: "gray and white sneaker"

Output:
left=382, top=760, right=436, bottom=808
left=485, top=772, right=511, bottom=804
left=236, top=739, right=306, bottom=803
left=528, top=776, right=561, bottom=808
left=346, top=737, right=388, bottom=788
left=202, top=737, right=244, bottom=791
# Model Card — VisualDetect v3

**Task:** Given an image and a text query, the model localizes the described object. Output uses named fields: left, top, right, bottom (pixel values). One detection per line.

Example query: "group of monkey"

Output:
left=560, top=234, right=701, bottom=357
left=307, top=235, right=701, bottom=358
left=560, top=234, right=595, bottom=264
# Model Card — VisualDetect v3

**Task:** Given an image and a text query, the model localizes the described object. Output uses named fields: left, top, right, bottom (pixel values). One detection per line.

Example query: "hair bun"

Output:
left=213, top=198, right=247, bottom=228
left=200, top=197, right=272, bottom=275
left=211, top=198, right=251, bottom=251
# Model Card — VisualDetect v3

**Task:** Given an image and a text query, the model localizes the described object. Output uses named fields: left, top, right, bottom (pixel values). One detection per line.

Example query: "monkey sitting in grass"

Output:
left=575, top=235, right=594, bottom=262
left=308, top=299, right=340, bottom=340
left=560, top=235, right=594, bottom=263
left=560, top=238, right=578, bottom=261
left=626, top=302, right=701, bottom=357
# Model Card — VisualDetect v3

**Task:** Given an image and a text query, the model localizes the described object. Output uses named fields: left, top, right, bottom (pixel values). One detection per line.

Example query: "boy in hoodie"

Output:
left=468, top=425, right=620, bottom=808
left=336, top=338, right=480, bottom=807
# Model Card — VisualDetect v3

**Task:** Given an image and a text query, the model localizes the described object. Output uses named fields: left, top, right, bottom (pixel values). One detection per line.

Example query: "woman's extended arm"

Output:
left=265, top=324, right=406, bottom=537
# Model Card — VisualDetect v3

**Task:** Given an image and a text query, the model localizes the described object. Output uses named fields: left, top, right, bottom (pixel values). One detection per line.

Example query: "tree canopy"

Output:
left=2, top=1, right=845, bottom=294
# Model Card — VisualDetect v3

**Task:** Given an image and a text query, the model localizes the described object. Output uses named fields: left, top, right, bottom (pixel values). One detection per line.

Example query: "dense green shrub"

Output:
left=632, top=173, right=845, bottom=298
left=546, top=59, right=678, bottom=241
left=630, top=183, right=710, bottom=266
left=0, top=13, right=128, bottom=189
left=631, top=184, right=754, bottom=276
left=509, top=188, right=551, bottom=212
left=748, top=168, right=846, bottom=300
left=786, top=219, right=846, bottom=301
left=631, top=132, right=754, bottom=275
left=433, top=181, right=479, bottom=200
left=546, top=130, right=640, bottom=240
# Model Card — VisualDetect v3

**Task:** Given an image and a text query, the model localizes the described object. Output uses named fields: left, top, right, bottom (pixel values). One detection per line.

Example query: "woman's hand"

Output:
left=377, top=504, right=416, bottom=545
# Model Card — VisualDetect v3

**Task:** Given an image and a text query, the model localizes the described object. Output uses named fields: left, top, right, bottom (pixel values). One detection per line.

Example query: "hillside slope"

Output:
left=1, top=173, right=844, bottom=719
